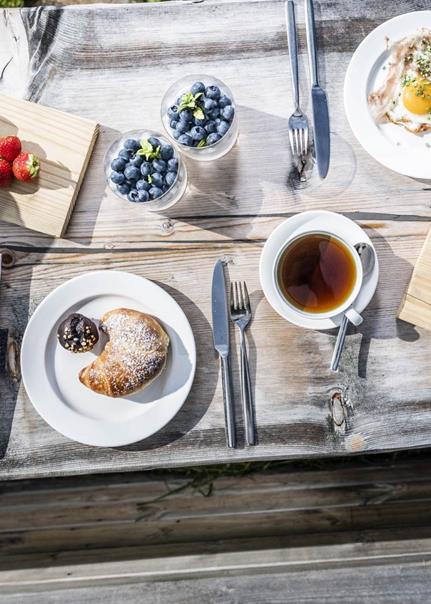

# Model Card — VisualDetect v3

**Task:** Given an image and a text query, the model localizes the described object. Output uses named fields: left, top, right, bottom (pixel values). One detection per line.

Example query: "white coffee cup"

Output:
left=272, top=230, right=364, bottom=326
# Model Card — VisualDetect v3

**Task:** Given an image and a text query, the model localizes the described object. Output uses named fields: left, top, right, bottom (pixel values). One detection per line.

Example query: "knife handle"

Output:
left=285, top=1, right=300, bottom=111
left=220, top=354, right=236, bottom=448
left=304, top=0, right=319, bottom=87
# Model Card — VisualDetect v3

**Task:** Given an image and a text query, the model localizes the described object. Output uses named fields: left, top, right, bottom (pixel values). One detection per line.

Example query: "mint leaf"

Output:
left=137, top=139, right=156, bottom=160
left=147, top=174, right=153, bottom=184
left=193, top=107, right=205, bottom=120
left=178, top=91, right=205, bottom=114
left=197, top=138, right=207, bottom=148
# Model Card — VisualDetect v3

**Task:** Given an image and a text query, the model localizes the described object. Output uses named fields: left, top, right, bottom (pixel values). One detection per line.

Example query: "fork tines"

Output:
left=230, top=281, right=251, bottom=313
left=288, top=126, right=308, bottom=158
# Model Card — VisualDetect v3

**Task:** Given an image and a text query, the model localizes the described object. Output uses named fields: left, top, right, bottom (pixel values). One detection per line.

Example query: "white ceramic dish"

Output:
left=260, top=211, right=379, bottom=330
left=344, top=10, right=431, bottom=179
left=21, top=271, right=196, bottom=447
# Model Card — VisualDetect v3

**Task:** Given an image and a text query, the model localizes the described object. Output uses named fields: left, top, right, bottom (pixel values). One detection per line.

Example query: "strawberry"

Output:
left=0, top=136, right=21, bottom=163
left=0, top=158, right=12, bottom=187
left=12, top=152, right=40, bottom=182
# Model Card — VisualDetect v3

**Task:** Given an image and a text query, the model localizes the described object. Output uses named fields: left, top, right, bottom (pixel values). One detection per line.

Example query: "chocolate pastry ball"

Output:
left=57, top=313, right=99, bottom=353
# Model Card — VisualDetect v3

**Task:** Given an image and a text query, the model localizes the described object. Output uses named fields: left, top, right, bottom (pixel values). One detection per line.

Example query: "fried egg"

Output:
left=368, top=29, right=431, bottom=134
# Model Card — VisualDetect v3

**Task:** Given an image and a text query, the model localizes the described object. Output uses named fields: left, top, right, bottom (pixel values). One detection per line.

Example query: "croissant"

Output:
left=79, top=308, right=169, bottom=398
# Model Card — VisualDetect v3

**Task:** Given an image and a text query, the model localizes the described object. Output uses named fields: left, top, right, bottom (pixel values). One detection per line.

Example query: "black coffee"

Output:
left=277, top=234, right=357, bottom=313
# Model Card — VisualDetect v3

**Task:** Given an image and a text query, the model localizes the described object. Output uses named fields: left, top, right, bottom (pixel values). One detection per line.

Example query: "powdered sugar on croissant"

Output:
left=79, top=308, right=169, bottom=397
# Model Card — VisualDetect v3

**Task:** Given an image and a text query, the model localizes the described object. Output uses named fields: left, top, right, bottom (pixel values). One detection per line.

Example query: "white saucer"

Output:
left=21, top=271, right=196, bottom=447
left=259, top=211, right=379, bottom=330
left=344, top=11, right=431, bottom=179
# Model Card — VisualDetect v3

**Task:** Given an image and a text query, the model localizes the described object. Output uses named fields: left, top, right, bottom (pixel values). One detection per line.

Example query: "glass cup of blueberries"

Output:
left=161, top=75, right=238, bottom=161
left=105, top=130, right=187, bottom=210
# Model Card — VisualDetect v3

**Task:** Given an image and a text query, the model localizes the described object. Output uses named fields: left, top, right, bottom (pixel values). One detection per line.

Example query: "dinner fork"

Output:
left=230, top=281, right=256, bottom=446
left=285, top=0, right=309, bottom=159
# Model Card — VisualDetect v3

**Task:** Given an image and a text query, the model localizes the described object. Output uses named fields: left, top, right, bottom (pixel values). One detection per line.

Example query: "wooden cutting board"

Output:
left=0, top=94, right=99, bottom=237
left=398, top=227, right=431, bottom=330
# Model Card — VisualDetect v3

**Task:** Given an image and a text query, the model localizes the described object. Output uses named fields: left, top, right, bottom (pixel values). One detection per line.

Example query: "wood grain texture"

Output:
left=0, top=94, right=98, bottom=237
left=1, top=456, right=431, bottom=601
left=0, top=0, right=430, bottom=479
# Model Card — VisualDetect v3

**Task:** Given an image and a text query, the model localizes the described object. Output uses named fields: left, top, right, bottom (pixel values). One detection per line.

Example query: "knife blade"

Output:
left=211, top=259, right=236, bottom=448
left=304, top=0, right=330, bottom=179
left=311, top=85, right=330, bottom=178
left=212, top=259, right=229, bottom=355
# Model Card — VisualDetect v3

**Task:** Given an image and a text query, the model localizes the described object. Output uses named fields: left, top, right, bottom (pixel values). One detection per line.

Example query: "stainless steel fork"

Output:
left=285, top=0, right=309, bottom=159
left=230, top=281, right=256, bottom=446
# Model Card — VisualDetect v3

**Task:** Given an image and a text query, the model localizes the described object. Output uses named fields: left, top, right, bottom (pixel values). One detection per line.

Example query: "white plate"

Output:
left=259, top=211, right=379, bottom=330
left=21, top=271, right=196, bottom=447
left=344, top=11, right=431, bottom=179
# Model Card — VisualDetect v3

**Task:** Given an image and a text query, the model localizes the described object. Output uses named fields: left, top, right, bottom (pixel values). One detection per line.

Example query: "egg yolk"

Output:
left=403, top=78, right=431, bottom=115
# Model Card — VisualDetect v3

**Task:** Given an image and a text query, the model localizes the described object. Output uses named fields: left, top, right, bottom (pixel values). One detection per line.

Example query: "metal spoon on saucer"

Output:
left=330, top=242, right=375, bottom=372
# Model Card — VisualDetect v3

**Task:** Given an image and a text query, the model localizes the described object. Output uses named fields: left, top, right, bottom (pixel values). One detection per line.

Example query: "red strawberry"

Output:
left=0, top=158, right=12, bottom=187
left=0, top=136, right=21, bottom=163
left=12, top=152, right=40, bottom=182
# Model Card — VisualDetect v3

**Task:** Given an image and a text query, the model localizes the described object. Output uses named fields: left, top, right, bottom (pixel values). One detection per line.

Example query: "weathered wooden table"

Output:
left=0, top=0, right=430, bottom=481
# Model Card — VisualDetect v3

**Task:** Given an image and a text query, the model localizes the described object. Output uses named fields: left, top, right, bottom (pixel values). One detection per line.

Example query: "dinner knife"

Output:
left=211, top=259, right=236, bottom=448
left=304, top=0, right=330, bottom=178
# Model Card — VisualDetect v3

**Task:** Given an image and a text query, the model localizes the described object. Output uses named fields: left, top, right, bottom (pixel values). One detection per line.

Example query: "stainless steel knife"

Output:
left=304, top=0, right=330, bottom=179
left=211, top=259, right=236, bottom=448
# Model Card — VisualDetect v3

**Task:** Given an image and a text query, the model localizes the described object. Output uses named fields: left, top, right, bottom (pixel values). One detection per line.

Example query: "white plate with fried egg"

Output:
left=344, top=11, right=431, bottom=179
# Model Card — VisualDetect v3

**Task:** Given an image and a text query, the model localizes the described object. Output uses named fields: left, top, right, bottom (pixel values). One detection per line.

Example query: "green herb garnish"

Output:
left=178, top=91, right=205, bottom=120
left=197, top=138, right=207, bottom=148
left=137, top=139, right=161, bottom=160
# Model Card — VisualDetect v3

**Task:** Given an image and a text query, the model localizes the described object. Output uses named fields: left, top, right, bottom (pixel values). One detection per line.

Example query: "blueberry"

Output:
left=165, top=171, right=177, bottom=187
left=175, top=121, right=189, bottom=135
left=215, top=117, right=222, bottom=124
left=167, top=157, right=178, bottom=172
left=221, top=105, right=235, bottom=121
left=217, top=120, right=230, bottom=137
left=173, top=130, right=181, bottom=140
left=167, top=105, right=179, bottom=120
left=148, top=136, right=161, bottom=149
left=179, top=108, right=193, bottom=123
left=218, top=95, right=232, bottom=108
left=160, top=144, right=174, bottom=160
left=110, top=171, right=125, bottom=185
left=150, top=172, right=164, bottom=187
left=208, top=107, right=220, bottom=119
left=152, top=158, right=167, bottom=173
left=206, top=85, right=221, bottom=100
left=178, top=133, right=193, bottom=146
left=137, top=189, right=150, bottom=202
left=194, top=116, right=207, bottom=127
left=119, top=148, right=132, bottom=160
left=170, top=119, right=179, bottom=130
left=124, top=139, right=140, bottom=152
left=207, top=133, right=222, bottom=145
left=124, top=165, right=141, bottom=181
left=191, top=81, right=206, bottom=95
left=136, top=179, right=151, bottom=191
left=203, top=98, right=217, bottom=112
left=190, top=126, right=206, bottom=141
left=163, top=183, right=170, bottom=192
left=205, top=120, right=217, bottom=134
left=127, top=189, right=140, bottom=202
left=149, top=186, right=163, bottom=199
left=129, top=154, right=144, bottom=167
left=111, top=157, right=126, bottom=172
left=117, top=183, right=130, bottom=195
left=140, top=162, right=152, bottom=177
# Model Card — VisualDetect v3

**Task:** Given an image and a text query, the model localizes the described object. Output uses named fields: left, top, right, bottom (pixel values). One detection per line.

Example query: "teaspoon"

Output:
left=330, top=242, right=375, bottom=372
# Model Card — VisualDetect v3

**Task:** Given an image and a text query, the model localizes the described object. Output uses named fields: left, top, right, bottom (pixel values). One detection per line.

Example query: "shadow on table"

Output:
left=117, top=283, right=218, bottom=452
left=65, top=124, right=120, bottom=246
left=0, top=239, right=51, bottom=460
left=346, top=228, right=419, bottom=379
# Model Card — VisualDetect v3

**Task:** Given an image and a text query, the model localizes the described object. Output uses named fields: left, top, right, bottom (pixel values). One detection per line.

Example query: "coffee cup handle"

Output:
left=345, top=307, right=363, bottom=326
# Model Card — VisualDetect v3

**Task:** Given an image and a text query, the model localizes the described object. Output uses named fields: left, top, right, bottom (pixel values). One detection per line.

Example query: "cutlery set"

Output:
left=211, top=260, right=255, bottom=448
left=285, top=0, right=330, bottom=179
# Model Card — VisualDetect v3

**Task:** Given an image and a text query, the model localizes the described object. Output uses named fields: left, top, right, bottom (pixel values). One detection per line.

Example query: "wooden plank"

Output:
left=0, top=94, right=99, bottom=237
left=0, top=221, right=430, bottom=479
